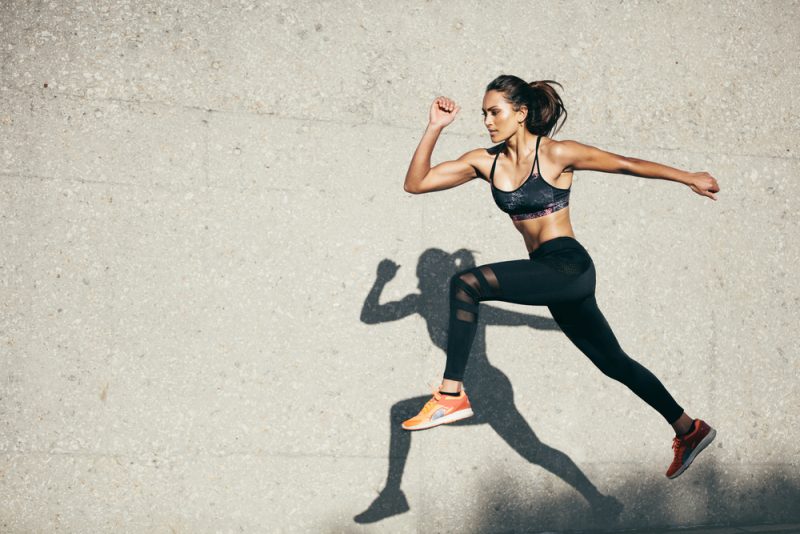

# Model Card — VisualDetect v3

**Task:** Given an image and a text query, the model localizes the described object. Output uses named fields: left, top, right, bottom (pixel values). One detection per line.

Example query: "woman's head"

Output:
left=482, top=75, right=567, bottom=139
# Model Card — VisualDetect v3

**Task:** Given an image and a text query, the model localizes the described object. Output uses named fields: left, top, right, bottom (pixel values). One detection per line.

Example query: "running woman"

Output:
left=401, top=75, right=719, bottom=479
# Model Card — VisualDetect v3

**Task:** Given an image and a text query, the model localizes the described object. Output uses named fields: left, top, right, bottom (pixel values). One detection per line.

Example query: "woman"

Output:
left=401, top=75, right=719, bottom=479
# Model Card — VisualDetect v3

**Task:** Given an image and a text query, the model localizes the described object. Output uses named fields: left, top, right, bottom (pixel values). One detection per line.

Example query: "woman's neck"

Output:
left=503, top=128, right=538, bottom=163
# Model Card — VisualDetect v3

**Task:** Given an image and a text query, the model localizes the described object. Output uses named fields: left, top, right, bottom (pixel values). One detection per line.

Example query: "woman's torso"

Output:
left=477, top=136, right=575, bottom=254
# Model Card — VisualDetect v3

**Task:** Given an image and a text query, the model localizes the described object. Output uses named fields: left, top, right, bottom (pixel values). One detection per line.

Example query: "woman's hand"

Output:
left=686, top=171, right=720, bottom=200
left=429, top=96, right=461, bottom=129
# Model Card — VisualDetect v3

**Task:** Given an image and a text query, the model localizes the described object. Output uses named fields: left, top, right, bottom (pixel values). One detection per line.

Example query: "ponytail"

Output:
left=526, top=80, right=567, bottom=136
left=451, top=248, right=477, bottom=270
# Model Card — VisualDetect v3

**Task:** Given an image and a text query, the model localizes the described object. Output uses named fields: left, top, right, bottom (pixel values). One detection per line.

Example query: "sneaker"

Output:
left=666, top=419, right=716, bottom=479
left=401, top=384, right=474, bottom=431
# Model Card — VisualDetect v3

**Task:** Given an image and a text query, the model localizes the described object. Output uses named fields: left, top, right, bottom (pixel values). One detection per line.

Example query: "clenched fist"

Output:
left=429, top=96, right=461, bottom=129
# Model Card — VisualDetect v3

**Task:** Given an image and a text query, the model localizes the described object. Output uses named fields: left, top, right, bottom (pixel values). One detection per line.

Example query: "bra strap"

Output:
left=489, top=150, right=500, bottom=185
left=533, top=135, right=542, bottom=176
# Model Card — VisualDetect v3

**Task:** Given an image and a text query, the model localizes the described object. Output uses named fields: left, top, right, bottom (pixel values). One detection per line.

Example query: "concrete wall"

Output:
left=1, top=1, right=798, bottom=532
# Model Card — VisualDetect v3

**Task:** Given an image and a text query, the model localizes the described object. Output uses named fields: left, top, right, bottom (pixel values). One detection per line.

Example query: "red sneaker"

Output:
left=401, top=384, right=473, bottom=431
left=666, top=419, right=716, bottom=479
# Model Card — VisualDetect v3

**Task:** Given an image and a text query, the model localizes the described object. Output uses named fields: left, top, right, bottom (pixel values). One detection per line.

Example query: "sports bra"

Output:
left=489, top=135, right=571, bottom=221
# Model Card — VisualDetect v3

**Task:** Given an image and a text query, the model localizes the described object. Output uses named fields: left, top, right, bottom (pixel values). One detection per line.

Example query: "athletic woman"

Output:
left=401, top=75, right=719, bottom=479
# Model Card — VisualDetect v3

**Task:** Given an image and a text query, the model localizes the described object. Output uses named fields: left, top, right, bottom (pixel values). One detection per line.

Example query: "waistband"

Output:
left=528, top=236, right=586, bottom=260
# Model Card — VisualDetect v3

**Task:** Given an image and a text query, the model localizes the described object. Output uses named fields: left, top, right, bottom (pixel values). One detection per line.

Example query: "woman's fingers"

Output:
left=704, top=173, right=719, bottom=200
left=690, top=172, right=719, bottom=201
left=429, top=97, right=459, bottom=127
left=435, top=96, right=457, bottom=112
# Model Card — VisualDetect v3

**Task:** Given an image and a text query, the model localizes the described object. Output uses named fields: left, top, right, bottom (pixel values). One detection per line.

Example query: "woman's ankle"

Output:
left=440, top=378, right=463, bottom=393
left=671, top=413, right=694, bottom=436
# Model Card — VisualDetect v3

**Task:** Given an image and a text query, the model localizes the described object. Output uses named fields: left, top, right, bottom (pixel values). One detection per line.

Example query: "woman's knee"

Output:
left=453, top=266, right=499, bottom=300
left=450, top=269, right=483, bottom=302
left=548, top=303, right=578, bottom=327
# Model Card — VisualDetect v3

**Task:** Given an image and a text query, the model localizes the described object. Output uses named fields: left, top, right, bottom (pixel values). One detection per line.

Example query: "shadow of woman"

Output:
left=353, top=247, right=623, bottom=524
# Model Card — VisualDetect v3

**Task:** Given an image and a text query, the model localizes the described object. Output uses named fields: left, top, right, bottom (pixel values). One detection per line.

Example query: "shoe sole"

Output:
left=401, top=408, right=474, bottom=431
left=667, top=427, right=716, bottom=479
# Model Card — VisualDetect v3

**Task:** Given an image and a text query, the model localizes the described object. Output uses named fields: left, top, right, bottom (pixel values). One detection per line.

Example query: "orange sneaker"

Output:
left=401, top=384, right=474, bottom=431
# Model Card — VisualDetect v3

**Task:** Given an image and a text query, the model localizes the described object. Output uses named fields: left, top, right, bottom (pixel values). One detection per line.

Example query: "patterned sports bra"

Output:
left=490, top=135, right=571, bottom=221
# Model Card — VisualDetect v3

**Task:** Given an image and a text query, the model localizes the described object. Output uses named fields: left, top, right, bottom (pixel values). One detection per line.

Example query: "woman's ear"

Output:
left=516, top=104, right=528, bottom=124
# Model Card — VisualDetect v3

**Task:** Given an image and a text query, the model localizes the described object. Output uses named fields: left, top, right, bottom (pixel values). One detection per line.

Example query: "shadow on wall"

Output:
left=465, top=458, right=800, bottom=532
left=352, top=248, right=622, bottom=525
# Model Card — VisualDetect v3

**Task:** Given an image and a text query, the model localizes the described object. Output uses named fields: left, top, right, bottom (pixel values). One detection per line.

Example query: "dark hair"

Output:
left=485, top=75, right=567, bottom=137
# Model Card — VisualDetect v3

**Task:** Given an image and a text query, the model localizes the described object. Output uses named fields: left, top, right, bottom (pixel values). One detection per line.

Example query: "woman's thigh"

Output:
left=463, top=254, right=595, bottom=307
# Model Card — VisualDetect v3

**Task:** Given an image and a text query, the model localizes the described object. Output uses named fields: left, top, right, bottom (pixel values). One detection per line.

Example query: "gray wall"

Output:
left=1, top=1, right=798, bottom=532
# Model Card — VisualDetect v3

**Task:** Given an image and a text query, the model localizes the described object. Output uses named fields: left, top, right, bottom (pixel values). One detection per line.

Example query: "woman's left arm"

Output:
left=552, top=140, right=720, bottom=200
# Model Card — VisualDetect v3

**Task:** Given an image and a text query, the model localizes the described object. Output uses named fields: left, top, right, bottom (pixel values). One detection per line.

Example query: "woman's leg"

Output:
left=444, top=237, right=684, bottom=424
left=545, top=288, right=716, bottom=478
left=444, top=239, right=595, bottom=384
left=437, top=237, right=711, bottom=475
left=399, top=249, right=591, bottom=431
left=547, top=293, right=685, bottom=424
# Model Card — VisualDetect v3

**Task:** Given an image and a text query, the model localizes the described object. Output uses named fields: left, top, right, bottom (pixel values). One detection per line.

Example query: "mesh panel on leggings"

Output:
left=536, top=248, right=592, bottom=277
left=454, top=275, right=478, bottom=322
left=452, top=266, right=499, bottom=323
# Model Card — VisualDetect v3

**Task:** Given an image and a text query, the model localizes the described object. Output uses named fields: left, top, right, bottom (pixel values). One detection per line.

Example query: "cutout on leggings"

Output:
left=479, top=266, right=499, bottom=290
left=452, top=266, right=499, bottom=323
left=456, top=309, right=475, bottom=322
left=454, top=273, right=479, bottom=322
left=455, top=286, right=475, bottom=322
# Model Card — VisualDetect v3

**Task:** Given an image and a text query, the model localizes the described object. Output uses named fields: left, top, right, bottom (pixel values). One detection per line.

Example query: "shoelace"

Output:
left=672, top=423, right=696, bottom=454
left=668, top=438, right=681, bottom=469
left=427, top=382, right=443, bottom=400
left=415, top=382, right=444, bottom=416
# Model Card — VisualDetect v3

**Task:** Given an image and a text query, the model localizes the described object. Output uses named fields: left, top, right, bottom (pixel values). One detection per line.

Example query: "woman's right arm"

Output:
left=404, top=97, right=480, bottom=194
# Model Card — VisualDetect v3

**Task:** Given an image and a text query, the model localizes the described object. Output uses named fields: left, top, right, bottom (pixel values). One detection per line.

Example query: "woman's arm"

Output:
left=552, top=140, right=720, bottom=200
left=404, top=144, right=481, bottom=194
left=404, top=96, right=481, bottom=194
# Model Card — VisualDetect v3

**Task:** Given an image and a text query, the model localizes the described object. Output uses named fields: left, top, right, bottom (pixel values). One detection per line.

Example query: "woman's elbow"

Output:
left=404, top=182, right=428, bottom=194
left=404, top=175, right=424, bottom=194
left=617, top=156, right=639, bottom=175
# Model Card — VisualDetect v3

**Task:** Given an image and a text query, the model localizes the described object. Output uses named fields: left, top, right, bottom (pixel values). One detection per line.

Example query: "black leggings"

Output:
left=445, top=236, right=684, bottom=424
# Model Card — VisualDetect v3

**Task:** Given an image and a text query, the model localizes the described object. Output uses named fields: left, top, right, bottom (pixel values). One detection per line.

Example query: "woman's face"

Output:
left=482, top=90, right=525, bottom=141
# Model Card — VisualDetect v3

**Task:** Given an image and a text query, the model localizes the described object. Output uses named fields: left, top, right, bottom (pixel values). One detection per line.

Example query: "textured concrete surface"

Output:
left=618, top=524, right=800, bottom=534
left=1, top=1, right=798, bottom=532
